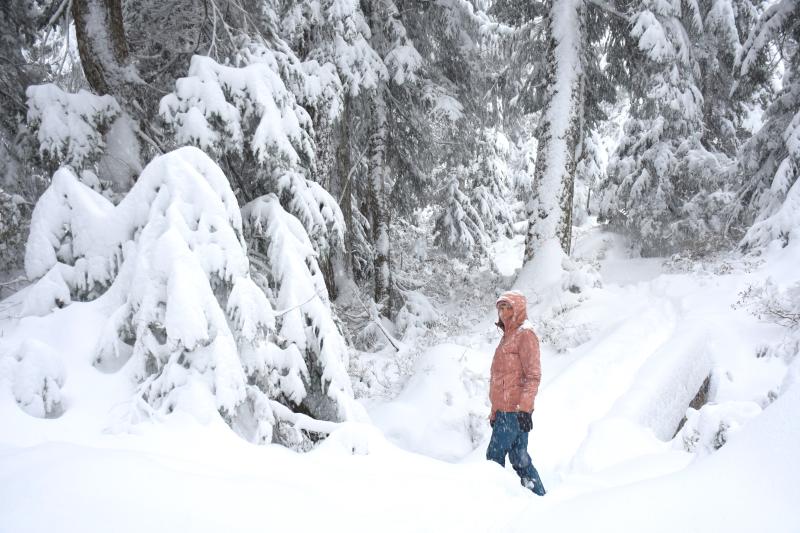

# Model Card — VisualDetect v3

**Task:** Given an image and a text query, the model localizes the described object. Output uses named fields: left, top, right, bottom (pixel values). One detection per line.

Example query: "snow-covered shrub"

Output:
left=732, top=279, right=800, bottom=403
left=26, top=84, right=120, bottom=172
left=562, top=253, right=603, bottom=294
left=24, top=167, right=121, bottom=301
left=367, top=344, right=491, bottom=461
left=673, top=401, right=762, bottom=455
left=395, top=290, right=439, bottom=341
left=0, top=340, right=65, bottom=418
left=24, top=147, right=360, bottom=447
left=735, top=279, right=800, bottom=330
left=536, top=310, right=596, bottom=354
left=19, top=266, right=72, bottom=317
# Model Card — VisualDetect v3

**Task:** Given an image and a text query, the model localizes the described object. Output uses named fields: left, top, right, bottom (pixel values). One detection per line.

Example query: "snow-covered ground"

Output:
left=2, top=224, right=799, bottom=533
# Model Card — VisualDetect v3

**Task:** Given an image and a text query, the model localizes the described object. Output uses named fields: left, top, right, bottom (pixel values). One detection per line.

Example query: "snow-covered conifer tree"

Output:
left=1, top=0, right=69, bottom=274
left=732, top=0, right=800, bottom=249
left=574, top=130, right=604, bottom=225
left=698, top=0, right=765, bottom=156
left=434, top=127, right=516, bottom=254
left=24, top=147, right=360, bottom=447
left=599, top=0, right=738, bottom=255
left=493, top=0, right=612, bottom=260
left=279, top=0, right=390, bottom=296
left=433, top=169, right=489, bottom=255
left=470, top=129, right=516, bottom=239
left=356, top=0, right=482, bottom=313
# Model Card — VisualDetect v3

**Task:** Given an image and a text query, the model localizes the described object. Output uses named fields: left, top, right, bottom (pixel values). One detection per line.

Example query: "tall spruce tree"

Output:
left=598, top=0, right=752, bottom=255
left=733, top=0, right=800, bottom=249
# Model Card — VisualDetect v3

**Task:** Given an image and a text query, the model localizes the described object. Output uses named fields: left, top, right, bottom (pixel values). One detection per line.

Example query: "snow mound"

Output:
left=369, top=343, right=490, bottom=462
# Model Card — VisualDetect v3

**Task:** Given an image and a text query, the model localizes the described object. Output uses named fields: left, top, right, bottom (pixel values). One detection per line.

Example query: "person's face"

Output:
left=497, top=301, right=513, bottom=324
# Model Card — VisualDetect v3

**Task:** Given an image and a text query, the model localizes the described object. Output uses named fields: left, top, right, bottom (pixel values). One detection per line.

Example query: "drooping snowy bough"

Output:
left=24, top=147, right=362, bottom=448
left=159, top=50, right=345, bottom=259
left=242, top=196, right=360, bottom=440
left=26, top=84, right=121, bottom=172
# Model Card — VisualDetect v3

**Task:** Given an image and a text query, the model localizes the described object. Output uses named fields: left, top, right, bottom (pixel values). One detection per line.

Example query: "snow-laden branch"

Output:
left=26, top=84, right=120, bottom=170
left=585, top=0, right=628, bottom=20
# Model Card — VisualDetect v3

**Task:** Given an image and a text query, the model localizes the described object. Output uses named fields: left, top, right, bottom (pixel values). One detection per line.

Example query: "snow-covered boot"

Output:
left=522, top=477, right=546, bottom=496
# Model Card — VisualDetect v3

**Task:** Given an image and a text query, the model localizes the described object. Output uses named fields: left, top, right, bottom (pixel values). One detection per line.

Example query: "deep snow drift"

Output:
left=2, top=219, right=799, bottom=532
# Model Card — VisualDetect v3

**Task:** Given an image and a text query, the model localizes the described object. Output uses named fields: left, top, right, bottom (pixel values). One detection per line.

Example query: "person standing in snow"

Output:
left=487, top=290, right=546, bottom=496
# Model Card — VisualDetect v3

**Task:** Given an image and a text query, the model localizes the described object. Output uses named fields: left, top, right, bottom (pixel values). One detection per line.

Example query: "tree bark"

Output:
left=72, top=0, right=133, bottom=97
left=368, top=92, right=391, bottom=310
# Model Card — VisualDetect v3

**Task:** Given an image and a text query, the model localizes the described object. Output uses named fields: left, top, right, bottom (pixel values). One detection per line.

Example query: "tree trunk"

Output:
left=72, top=0, right=134, bottom=97
left=368, top=92, right=391, bottom=310
left=524, top=0, right=585, bottom=261
left=337, top=97, right=355, bottom=276
left=313, top=111, right=340, bottom=300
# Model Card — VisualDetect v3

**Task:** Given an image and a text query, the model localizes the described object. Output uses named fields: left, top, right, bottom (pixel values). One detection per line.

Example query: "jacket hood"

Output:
left=496, top=291, right=528, bottom=332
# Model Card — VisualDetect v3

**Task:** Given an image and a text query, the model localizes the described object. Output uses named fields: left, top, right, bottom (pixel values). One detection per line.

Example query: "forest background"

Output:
left=0, top=0, right=798, bottom=448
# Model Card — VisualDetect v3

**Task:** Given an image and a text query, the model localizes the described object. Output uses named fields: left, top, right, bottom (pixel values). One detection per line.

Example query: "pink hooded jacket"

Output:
left=490, top=291, right=542, bottom=418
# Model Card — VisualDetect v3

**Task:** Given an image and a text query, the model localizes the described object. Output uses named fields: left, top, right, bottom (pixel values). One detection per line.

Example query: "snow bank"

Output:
left=369, top=343, right=490, bottom=462
left=0, top=418, right=531, bottom=533
left=511, top=384, right=800, bottom=533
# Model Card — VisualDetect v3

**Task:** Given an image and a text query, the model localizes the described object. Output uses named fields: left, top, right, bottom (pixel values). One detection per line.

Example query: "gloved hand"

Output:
left=517, top=411, right=532, bottom=432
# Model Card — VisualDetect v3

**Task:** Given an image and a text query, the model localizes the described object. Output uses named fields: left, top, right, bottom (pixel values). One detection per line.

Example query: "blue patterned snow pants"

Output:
left=486, top=411, right=546, bottom=496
